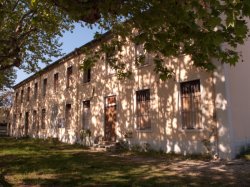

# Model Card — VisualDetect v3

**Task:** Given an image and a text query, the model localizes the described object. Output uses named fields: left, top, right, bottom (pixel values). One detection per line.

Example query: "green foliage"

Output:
left=52, top=0, right=250, bottom=80
left=236, top=144, right=250, bottom=159
left=0, top=0, right=74, bottom=73
left=0, top=68, right=16, bottom=91
left=0, top=90, right=14, bottom=107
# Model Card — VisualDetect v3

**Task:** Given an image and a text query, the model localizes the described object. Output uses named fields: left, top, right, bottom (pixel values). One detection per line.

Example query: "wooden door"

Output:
left=104, top=96, right=116, bottom=141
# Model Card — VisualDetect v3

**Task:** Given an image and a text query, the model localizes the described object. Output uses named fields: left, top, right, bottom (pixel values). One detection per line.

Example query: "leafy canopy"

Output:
left=0, top=68, right=16, bottom=91
left=0, top=0, right=74, bottom=73
left=52, top=0, right=250, bottom=79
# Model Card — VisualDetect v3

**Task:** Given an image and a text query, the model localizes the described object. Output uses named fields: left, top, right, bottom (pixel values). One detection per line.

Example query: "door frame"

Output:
left=104, top=95, right=117, bottom=142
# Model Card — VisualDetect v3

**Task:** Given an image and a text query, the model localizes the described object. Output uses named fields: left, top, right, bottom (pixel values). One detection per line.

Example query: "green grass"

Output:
left=0, top=137, right=249, bottom=186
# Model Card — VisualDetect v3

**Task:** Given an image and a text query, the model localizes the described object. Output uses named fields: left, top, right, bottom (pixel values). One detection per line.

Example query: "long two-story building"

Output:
left=9, top=30, right=250, bottom=160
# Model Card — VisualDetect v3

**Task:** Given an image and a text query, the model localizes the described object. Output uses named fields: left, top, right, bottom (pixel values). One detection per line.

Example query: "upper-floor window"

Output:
left=15, top=92, right=19, bottom=104
left=34, top=82, right=38, bottom=99
left=20, top=89, right=24, bottom=103
left=42, top=78, right=47, bottom=97
left=105, top=52, right=116, bottom=75
left=136, top=89, right=151, bottom=130
left=54, top=73, right=59, bottom=92
left=27, top=87, right=30, bottom=101
left=83, top=68, right=91, bottom=83
left=135, top=44, right=150, bottom=67
left=66, top=66, right=73, bottom=88
left=180, top=79, right=202, bottom=130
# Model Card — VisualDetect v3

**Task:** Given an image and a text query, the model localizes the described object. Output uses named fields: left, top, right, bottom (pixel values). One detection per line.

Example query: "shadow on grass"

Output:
left=1, top=137, right=250, bottom=187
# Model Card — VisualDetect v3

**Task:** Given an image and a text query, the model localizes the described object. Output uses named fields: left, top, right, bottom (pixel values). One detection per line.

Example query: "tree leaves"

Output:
left=0, top=0, right=74, bottom=73
left=53, top=0, right=250, bottom=80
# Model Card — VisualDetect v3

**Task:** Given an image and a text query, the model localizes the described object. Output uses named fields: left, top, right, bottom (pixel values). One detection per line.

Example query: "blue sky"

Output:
left=15, top=23, right=100, bottom=84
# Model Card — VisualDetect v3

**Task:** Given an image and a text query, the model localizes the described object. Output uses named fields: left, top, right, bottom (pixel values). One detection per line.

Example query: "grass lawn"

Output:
left=1, top=137, right=250, bottom=187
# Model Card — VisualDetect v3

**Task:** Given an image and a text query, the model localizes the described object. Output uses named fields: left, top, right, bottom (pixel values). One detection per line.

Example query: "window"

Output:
left=41, top=109, right=46, bottom=129
left=32, top=110, right=37, bottom=129
left=135, top=44, right=150, bottom=67
left=42, top=78, right=47, bottom=97
left=34, top=82, right=38, bottom=99
left=83, top=68, right=91, bottom=83
left=20, top=89, right=24, bottom=103
left=105, top=52, right=116, bottom=75
left=65, top=104, right=72, bottom=129
left=180, top=79, right=202, bottom=129
left=15, top=92, right=19, bottom=104
left=82, top=100, right=90, bottom=129
left=27, top=87, right=30, bottom=101
left=136, top=89, right=151, bottom=130
left=66, top=66, right=73, bottom=88
left=51, top=105, right=58, bottom=128
left=19, top=113, right=22, bottom=126
left=13, top=114, right=16, bottom=128
left=54, top=73, right=59, bottom=92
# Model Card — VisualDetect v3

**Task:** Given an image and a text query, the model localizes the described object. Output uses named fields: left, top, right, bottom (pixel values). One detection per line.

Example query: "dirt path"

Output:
left=109, top=152, right=250, bottom=186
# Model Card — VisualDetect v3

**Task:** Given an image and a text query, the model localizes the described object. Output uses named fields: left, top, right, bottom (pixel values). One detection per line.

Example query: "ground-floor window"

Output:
left=13, top=114, right=16, bottom=128
left=51, top=105, right=58, bottom=128
left=82, top=100, right=90, bottom=129
left=180, top=79, right=202, bottom=129
left=32, top=110, right=37, bottom=129
left=41, top=109, right=46, bottom=129
left=136, top=89, right=151, bottom=130
left=19, top=113, right=22, bottom=127
left=65, top=104, right=72, bottom=129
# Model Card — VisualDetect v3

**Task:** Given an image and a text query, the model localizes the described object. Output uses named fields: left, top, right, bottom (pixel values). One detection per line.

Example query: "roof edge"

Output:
left=13, top=31, right=112, bottom=89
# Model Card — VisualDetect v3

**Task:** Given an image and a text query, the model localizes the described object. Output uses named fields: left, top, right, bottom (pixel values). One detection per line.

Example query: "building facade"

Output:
left=9, top=31, right=250, bottom=159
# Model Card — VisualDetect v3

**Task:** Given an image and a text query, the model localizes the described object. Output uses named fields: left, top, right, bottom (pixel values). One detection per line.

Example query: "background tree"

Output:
left=51, top=0, right=250, bottom=79
left=0, top=68, right=16, bottom=91
left=0, top=90, right=13, bottom=107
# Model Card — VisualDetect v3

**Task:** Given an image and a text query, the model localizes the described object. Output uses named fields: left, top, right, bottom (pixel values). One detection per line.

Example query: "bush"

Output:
left=236, top=144, right=250, bottom=159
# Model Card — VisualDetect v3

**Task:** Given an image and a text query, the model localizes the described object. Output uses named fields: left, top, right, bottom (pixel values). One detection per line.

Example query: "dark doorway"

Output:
left=25, top=112, right=29, bottom=136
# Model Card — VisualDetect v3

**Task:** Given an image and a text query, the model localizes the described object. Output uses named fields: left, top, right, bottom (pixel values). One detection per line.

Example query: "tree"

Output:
left=51, top=0, right=250, bottom=79
left=0, top=90, right=13, bottom=107
left=0, top=0, right=74, bottom=73
left=0, top=68, right=16, bottom=91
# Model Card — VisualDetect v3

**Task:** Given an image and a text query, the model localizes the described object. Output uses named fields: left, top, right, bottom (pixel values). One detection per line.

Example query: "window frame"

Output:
left=54, top=73, right=59, bottom=92
left=136, top=89, right=151, bottom=131
left=15, top=91, right=19, bottom=104
left=42, top=78, right=47, bottom=97
left=32, top=110, right=37, bottom=129
left=34, top=82, right=38, bottom=100
left=134, top=43, right=151, bottom=68
left=66, top=66, right=73, bottom=88
left=20, top=89, right=24, bottom=103
left=82, top=100, right=91, bottom=130
left=27, top=87, right=30, bottom=101
left=83, top=68, right=91, bottom=83
left=41, top=109, right=46, bottom=129
left=105, top=52, right=116, bottom=76
left=180, top=79, right=202, bottom=130
left=65, top=103, right=72, bottom=129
